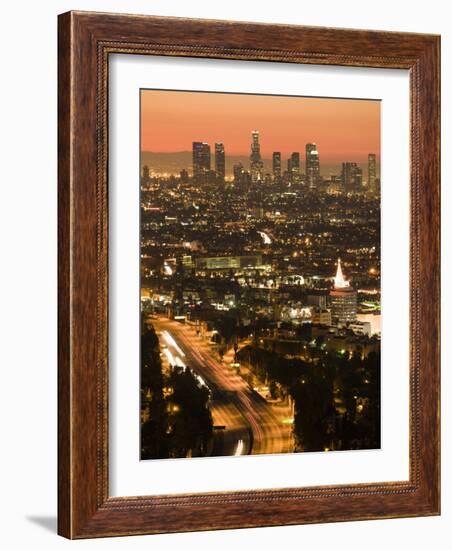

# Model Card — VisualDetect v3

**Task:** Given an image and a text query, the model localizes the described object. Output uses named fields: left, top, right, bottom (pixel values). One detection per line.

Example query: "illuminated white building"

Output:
left=329, top=259, right=357, bottom=326
left=349, top=320, right=372, bottom=337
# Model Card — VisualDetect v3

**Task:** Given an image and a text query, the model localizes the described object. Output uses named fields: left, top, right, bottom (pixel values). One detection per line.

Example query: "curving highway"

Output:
left=152, top=317, right=293, bottom=457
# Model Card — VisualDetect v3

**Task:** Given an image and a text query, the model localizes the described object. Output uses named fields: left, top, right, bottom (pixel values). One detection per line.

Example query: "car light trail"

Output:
left=174, top=356, right=186, bottom=370
left=154, top=318, right=289, bottom=456
left=162, top=348, right=176, bottom=366
left=161, top=330, right=185, bottom=357
left=195, top=374, right=209, bottom=390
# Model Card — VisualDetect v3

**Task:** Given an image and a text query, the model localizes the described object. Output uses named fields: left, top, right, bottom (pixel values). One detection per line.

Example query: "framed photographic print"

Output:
left=58, top=11, right=440, bottom=538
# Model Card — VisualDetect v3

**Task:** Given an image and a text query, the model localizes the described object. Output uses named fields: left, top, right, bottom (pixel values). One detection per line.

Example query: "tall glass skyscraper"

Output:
left=215, top=143, right=225, bottom=182
left=250, top=130, right=264, bottom=183
left=192, top=142, right=211, bottom=182
left=305, top=143, right=320, bottom=189
left=341, top=162, right=363, bottom=193
left=368, top=153, right=377, bottom=193
left=272, top=152, right=281, bottom=182
left=290, top=152, right=300, bottom=183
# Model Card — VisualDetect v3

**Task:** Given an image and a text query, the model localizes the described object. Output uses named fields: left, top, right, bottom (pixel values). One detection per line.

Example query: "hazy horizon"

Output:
left=141, top=89, right=380, bottom=166
left=141, top=150, right=380, bottom=178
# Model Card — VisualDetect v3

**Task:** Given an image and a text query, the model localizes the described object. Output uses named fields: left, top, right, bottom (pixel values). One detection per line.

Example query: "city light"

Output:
left=162, top=348, right=176, bottom=366
left=174, top=356, right=186, bottom=370
left=163, top=263, right=173, bottom=276
left=140, top=106, right=381, bottom=460
left=161, top=331, right=185, bottom=357
left=258, top=231, right=272, bottom=245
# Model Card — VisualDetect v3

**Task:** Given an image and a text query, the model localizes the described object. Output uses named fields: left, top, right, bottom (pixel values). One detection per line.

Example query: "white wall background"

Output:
left=0, top=1, right=449, bottom=548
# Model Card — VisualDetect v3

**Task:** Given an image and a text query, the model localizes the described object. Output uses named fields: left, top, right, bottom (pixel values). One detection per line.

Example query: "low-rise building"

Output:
left=306, top=290, right=328, bottom=309
left=349, top=320, right=372, bottom=337
left=311, top=307, right=332, bottom=326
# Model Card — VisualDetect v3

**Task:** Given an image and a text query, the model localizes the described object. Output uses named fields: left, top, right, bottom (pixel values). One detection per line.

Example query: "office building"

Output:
left=233, top=162, right=245, bottom=184
left=306, top=143, right=320, bottom=189
left=180, top=169, right=189, bottom=183
left=329, top=259, right=357, bottom=326
left=311, top=307, right=332, bottom=326
left=192, top=141, right=211, bottom=182
left=250, top=130, right=264, bottom=183
left=272, top=152, right=281, bottom=182
left=196, top=255, right=263, bottom=270
left=349, top=321, right=372, bottom=337
left=215, top=142, right=225, bottom=182
left=368, top=153, right=377, bottom=193
left=341, top=162, right=363, bottom=193
left=306, top=290, right=328, bottom=309
left=289, top=152, right=300, bottom=183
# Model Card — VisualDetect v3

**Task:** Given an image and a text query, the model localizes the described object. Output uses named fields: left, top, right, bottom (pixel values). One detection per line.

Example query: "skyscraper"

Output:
left=250, top=130, right=264, bottom=183
left=141, top=165, right=151, bottom=188
left=272, top=152, right=281, bottom=182
left=192, top=142, right=211, bottom=182
left=180, top=169, right=189, bottom=183
left=368, top=153, right=377, bottom=193
left=306, top=143, right=320, bottom=189
left=215, top=143, right=225, bottom=182
left=341, top=162, right=363, bottom=193
left=329, top=259, right=357, bottom=326
left=290, top=152, right=300, bottom=183
left=233, top=162, right=245, bottom=184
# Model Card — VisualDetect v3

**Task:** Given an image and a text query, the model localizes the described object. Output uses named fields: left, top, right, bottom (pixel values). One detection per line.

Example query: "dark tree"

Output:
left=167, top=368, right=213, bottom=458
left=292, top=370, right=335, bottom=452
left=140, top=323, right=214, bottom=459
left=140, top=325, right=168, bottom=459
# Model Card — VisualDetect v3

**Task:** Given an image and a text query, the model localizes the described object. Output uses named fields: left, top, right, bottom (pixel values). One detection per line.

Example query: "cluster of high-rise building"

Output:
left=140, top=129, right=381, bottom=351
left=189, top=131, right=379, bottom=193
left=192, top=140, right=226, bottom=184
left=192, top=141, right=212, bottom=183
left=141, top=119, right=382, bottom=459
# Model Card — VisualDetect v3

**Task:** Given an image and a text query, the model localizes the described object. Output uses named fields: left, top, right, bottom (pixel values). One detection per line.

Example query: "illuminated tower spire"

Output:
left=330, top=259, right=356, bottom=326
left=334, top=258, right=350, bottom=289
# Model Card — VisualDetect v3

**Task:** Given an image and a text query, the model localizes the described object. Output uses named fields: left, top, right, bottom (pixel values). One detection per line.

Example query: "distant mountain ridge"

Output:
left=141, top=151, right=353, bottom=178
left=141, top=151, right=257, bottom=176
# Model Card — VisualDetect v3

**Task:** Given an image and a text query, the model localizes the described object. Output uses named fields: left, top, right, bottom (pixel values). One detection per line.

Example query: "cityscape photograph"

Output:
left=139, top=89, right=381, bottom=460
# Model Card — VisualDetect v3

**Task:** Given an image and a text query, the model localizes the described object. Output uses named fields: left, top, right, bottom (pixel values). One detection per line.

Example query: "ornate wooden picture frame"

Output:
left=58, top=11, right=440, bottom=538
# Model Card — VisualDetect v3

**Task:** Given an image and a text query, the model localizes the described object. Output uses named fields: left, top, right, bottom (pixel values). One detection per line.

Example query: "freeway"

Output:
left=151, top=316, right=292, bottom=457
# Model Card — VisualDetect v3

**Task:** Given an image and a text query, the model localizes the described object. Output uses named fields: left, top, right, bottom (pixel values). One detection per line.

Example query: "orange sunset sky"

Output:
left=141, top=89, right=380, bottom=164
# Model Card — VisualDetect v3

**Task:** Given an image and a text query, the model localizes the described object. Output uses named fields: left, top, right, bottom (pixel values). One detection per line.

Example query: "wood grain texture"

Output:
left=57, top=11, right=440, bottom=539
left=57, top=10, right=72, bottom=539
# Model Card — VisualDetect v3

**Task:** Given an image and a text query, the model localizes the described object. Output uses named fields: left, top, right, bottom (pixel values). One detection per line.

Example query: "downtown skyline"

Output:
left=145, top=129, right=378, bottom=193
left=141, top=89, right=380, bottom=165
left=140, top=89, right=381, bottom=460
